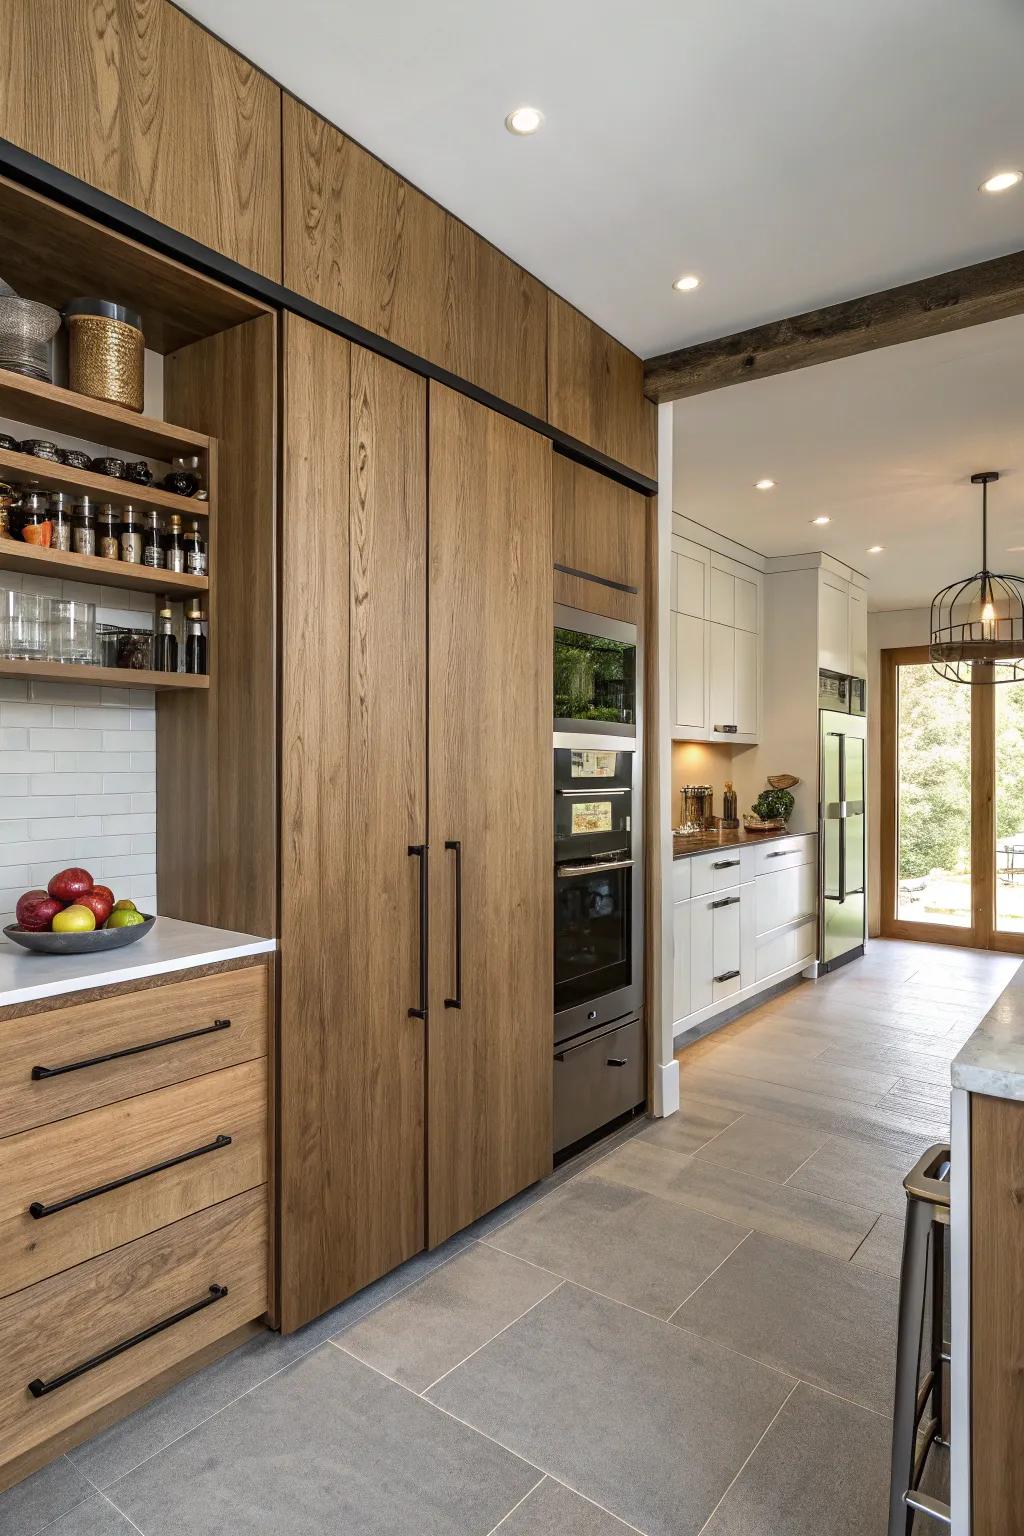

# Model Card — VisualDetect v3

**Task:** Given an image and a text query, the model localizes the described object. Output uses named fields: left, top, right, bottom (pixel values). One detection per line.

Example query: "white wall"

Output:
left=866, top=607, right=930, bottom=934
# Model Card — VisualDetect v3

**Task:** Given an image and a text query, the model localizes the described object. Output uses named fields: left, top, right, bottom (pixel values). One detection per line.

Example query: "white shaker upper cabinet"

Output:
left=818, top=571, right=851, bottom=674
left=709, top=554, right=761, bottom=744
left=849, top=583, right=868, bottom=677
left=670, top=537, right=711, bottom=740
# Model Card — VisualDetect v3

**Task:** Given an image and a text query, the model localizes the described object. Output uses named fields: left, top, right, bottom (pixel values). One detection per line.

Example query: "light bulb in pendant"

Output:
left=981, top=599, right=996, bottom=627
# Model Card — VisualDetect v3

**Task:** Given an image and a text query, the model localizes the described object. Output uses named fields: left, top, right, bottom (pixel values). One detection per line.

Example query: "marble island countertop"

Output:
left=672, top=826, right=813, bottom=860
left=0, top=915, right=276, bottom=1008
left=952, top=963, right=1024, bottom=1100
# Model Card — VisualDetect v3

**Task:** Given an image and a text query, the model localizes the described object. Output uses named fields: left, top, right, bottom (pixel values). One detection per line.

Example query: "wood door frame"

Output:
left=880, top=645, right=1024, bottom=953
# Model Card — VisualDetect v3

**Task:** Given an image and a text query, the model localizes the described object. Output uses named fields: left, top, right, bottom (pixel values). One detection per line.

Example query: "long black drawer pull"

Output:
left=28, top=1135, right=232, bottom=1220
left=764, top=850, right=791, bottom=858
left=714, top=970, right=741, bottom=983
left=31, top=1019, right=232, bottom=1081
left=408, top=844, right=428, bottom=1020
left=444, top=840, right=463, bottom=1010
left=27, top=1284, right=228, bottom=1399
left=710, top=895, right=741, bottom=908
left=712, top=860, right=740, bottom=870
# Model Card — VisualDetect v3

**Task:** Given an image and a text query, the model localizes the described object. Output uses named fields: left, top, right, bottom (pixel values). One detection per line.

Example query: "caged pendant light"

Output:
left=930, top=472, right=1024, bottom=684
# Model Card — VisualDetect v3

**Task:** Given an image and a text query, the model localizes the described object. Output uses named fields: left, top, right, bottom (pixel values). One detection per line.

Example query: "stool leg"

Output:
left=889, top=1196, right=933, bottom=1536
left=929, top=1219, right=945, bottom=1443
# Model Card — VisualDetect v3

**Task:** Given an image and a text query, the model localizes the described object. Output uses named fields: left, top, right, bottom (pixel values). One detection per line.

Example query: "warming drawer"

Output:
left=554, top=1015, right=644, bottom=1155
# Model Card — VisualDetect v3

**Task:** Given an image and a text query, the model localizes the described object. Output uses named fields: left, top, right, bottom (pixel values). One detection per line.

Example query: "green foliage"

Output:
left=752, top=787, right=795, bottom=822
left=554, top=628, right=633, bottom=722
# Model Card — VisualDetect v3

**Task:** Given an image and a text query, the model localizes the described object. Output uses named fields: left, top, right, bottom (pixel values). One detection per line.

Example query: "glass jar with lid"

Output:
left=18, top=490, right=52, bottom=547
left=143, top=509, right=165, bottom=568
left=49, top=492, right=73, bottom=552
left=120, top=504, right=143, bottom=564
left=98, top=504, right=120, bottom=560
left=72, top=496, right=97, bottom=557
left=164, top=513, right=185, bottom=573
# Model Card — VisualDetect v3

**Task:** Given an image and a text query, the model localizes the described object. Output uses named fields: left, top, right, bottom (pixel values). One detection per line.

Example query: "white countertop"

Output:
left=0, top=915, right=276, bottom=1008
left=952, top=963, right=1024, bottom=1100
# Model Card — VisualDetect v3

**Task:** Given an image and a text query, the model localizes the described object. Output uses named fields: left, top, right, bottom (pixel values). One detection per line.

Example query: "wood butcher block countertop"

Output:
left=672, top=826, right=808, bottom=860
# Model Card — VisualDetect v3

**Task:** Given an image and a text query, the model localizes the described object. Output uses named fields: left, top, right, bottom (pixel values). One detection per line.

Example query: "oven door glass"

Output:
left=555, top=626, right=636, bottom=726
left=555, top=862, right=632, bottom=1014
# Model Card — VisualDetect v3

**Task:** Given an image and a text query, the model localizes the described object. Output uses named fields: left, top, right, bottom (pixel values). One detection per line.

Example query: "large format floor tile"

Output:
left=485, top=1170, right=748, bottom=1318
left=699, top=1041, right=900, bottom=1105
left=785, top=1132, right=929, bottom=1219
left=699, top=1383, right=891, bottom=1536
left=673, top=1231, right=898, bottom=1414
left=852, top=1214, right=906, bottom=1278
left=592, top=1139, right=876, bottom=1260
left=35, top=1494, right=140, bottom=1536
left=427, top=1282, right=794, bottom=1536
left=693, top=1113, right=825, bottom=1183
left=339, top=1242, right=562, bottom=1391
left=106, top=1345, right=539, bottom=1536
left=496, top=1478, right=637, bottom=1535
left=0, top=1454, right=94, bottom=1536
left=638, top=1098, right=740, bottom=1156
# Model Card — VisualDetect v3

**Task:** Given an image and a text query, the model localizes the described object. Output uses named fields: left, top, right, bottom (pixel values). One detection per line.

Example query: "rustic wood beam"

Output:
left=643, top=248, right=1024, bottom=402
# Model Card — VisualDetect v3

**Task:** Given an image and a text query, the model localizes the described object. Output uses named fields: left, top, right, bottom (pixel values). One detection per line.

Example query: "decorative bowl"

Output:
left=0, top=293, right=61, bottom=382
left=3, top=914, right=156, bottom=955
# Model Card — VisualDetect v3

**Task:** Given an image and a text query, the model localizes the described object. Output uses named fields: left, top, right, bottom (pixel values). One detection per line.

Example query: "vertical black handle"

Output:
left=444, top=840, right=463, bottom=1009
left=837, top=735, right=847, bottom=903
left=408, top=844, right=428, bottom=1019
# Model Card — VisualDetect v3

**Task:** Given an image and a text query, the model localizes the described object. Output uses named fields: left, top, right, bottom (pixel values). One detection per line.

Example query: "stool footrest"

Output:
left=905, top=1490, right=951, bottom=1527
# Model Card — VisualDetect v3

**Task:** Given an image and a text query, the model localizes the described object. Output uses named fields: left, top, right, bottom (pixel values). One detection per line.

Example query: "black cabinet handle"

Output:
left=27, top=1284, right=228, bottom=1399
left=710, top=895, right=741, bottom=908
left=765, top=850, right=791, bottom=858
left=714, top=724, right=738, bottom=733
left=712, top=860, right=740, bottom=870
left=606, top=1057, right=629, bottom=1067
left=408, top=844, right=428, bottom=1020
left=444, top=840, right=463, bottom=1010
left=31, top=1020, right=231, bottom=1081
left=714, top=970, right=741, bottom=983
left=28, top=1134, right=232, bottom=1220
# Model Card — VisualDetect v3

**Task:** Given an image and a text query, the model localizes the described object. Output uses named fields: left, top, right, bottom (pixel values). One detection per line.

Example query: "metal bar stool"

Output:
left=888, top=1144, right=952, bottom=1534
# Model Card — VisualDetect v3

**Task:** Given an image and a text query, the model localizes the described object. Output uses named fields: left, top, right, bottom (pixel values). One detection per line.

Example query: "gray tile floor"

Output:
left=5, top=938, right=1013, bottom=1536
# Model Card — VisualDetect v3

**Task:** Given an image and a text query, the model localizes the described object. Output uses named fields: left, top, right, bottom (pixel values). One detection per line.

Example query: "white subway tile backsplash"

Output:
left=131, top=793, right=156, bottom=814
left=77, top=794, right=131, bottom=817
left=0, top=729, right=28, bottom=750
left=0, top=885, right=31, bottom=911
left=131, top=834, right=157, bottom=856
left=101, top=813, right=155, bottom=836
left=129, top=691, right=157, bottom=709
left=0, top=775, right=30, bottom=796
left=0, top=681, right=29, bottom=701
left=74, top=836, right=133, bottom=859
left=101, top=854, right=157, bottom=878
left=0, top=704, right=47, bottom=726
left=4, top=752, right=58, bottom=773
left=31, top=773, right=103, bottom=796
left=130, top=753, right=156, bottom=773
left=101, top=731, right=142, bottom=753
left=52, top=707, right=77, bottom=726
left=0, top=842, right=69, bottom=868
left=0, top=865, right=29, bottom=886
left=0, top=797, right=76, bottom=821
left=75, top=707, right=132, bottom=731
left=29, top=817, right=102, bottom=840
left=30, top=681, right=102, bottom=705
left=0, top=820, right=28, bottom=842
left=30, top=729, right=103, bottom=752
left=73, top=752, right=132, bottom=773
left=102, top=772, right=153, bottom=794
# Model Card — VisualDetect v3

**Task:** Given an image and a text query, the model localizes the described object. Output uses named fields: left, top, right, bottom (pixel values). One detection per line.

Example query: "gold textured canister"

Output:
left=65, top=299, right=145, bottom=413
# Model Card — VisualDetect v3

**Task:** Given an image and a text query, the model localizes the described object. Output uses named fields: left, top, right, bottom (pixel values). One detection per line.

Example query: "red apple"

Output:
left=47, top=867, right=93, bottom=903
left=16, top=889, right=64, bottom=931
left=93, top=884, right=114, bottom=907
left=77, top=889, right=113, bottom=926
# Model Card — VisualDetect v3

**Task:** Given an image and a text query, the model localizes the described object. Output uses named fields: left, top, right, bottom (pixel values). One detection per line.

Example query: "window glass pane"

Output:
left=896, top=663, right=971, bottom=927
left=995, top=676, right=1024, bottom=933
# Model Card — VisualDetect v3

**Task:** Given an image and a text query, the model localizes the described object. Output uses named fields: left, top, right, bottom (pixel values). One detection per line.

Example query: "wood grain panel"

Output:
left=0, top=964, right=268, bottom=1139
left=282, top=96, right=546, bottom=415
left=0, top=0, right=281, bottom=278
left=0, top=1059, right=266, bottom=1296
left=553, top=453, right=646, bottom=591
left=278, top=318, right=428, bottom=1331
left=163, top=314, right=277, bottom=938
left=971, top=1092, right=1024, bottom=1535
left=427, top=384, right=553, bottom=1246
left=548, top=293, right=657, bottom=478
left=0, top=1188, right=267, bottom=1469
left=553, top=567, right=640, bottom=627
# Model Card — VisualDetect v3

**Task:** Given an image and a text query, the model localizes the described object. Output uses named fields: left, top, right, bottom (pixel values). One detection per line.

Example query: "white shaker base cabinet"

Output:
left=673, top=834, right=818, bottom=1037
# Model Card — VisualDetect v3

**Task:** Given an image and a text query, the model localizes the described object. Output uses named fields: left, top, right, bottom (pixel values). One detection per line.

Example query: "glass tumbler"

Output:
left=0, top=590, right=47, bottom=659
left=48, top=599, right=97, bottom=665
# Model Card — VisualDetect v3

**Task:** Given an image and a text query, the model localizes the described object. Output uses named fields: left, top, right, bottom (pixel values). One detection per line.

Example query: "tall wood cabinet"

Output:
left=279, top=323, right=553, bottom=1328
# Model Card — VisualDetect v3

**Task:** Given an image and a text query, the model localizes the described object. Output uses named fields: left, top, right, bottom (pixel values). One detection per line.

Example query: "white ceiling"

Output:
left=672, top=314, right=1024, bottom=611
left=183, top=0, right=1024, bottom=358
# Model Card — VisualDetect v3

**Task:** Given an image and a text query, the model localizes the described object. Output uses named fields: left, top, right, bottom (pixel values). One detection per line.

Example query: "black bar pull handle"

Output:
left=27, top=1284, right=229, bottom=1399
left=444, top=840, right=463, bottom=1010
left=712, top=859, right=740, bottom=870
left=764, top=850, right=790, bottom=858
left=714, top=970, right=741, bottom=983
left=32, top=1020, right=231, bottom=1081
left=606, top=1057, right=629, bottom=1067
left=408, top=844, right=428, bottom=1019
left=28, top=1134, right=232, bottom=1220
left=710, top=895, right=741, bottom=908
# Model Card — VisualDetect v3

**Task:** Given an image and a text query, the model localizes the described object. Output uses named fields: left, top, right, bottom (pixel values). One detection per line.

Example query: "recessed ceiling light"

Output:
left=980, top=169, right=1022, bottom=194
left=754, top=478, right=776, bottom=491
left=867, top=545, right=884, bottom=554
left=672, top=273, right=701, bottom=293
left=811, top=516, right=831, bottom=526
left=505, top=106, right=543, bottom=136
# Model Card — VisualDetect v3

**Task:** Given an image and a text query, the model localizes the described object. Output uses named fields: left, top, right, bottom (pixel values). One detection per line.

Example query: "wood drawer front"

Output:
left=752, top=835, right=816, bottom=877
left=0, top=1060, right=267, bottom=1298
left=0, top=1188, right=266, bottom=1468
left=0, top=965, right=268, bottom=1139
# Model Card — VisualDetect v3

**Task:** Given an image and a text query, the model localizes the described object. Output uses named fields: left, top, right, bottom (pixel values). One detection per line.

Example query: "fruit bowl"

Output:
left=3, top=914, right=156, bottom=955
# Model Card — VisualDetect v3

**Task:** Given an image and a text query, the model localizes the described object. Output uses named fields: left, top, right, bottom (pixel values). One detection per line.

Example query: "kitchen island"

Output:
left=950, top=963, right=1024, bottom=1536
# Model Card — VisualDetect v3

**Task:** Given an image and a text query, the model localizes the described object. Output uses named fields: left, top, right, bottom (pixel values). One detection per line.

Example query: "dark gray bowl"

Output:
left=3, top=914, right=156, bottom=955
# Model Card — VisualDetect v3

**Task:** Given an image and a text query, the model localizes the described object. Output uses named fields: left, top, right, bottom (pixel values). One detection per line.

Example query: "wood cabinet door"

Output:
left=427, top=384, right=553, bottom=1246
left=547, top=293, right=657, bottom=478
left=0, top=0, right=282, bottom=279
left=278, top=316, right=427, bottom=1330
left=552, top=454, right=645, bottom=590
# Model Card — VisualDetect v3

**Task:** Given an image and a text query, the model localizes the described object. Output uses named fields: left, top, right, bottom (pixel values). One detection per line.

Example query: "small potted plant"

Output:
left=744, top=776, right=797, bottom=832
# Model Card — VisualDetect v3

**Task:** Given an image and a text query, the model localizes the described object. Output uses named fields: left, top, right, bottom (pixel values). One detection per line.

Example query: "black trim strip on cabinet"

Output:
left=553, top=562, right=639, bottom=596
left=0, top=139, right=658, bottom=498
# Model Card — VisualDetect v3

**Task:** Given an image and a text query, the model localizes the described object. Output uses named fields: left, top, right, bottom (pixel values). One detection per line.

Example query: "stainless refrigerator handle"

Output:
left=557, top=859, right=635, bottom=877
left=837, top=732, right=847, bottom=903
left=557, top=787, right=630, bottom=796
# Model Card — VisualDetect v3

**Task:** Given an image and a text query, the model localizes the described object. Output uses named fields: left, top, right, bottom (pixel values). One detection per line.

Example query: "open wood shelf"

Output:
left=0, top=538, right=209, bottom=597
left=0, top=659, right=208, bottom=691
left=0, top=448, right=210, bottom=519
left=0, top=371, right=211, bottom=462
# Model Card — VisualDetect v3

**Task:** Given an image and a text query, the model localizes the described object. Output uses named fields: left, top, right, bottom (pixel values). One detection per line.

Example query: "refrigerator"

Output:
left=818, top=671, right=867, bottom=972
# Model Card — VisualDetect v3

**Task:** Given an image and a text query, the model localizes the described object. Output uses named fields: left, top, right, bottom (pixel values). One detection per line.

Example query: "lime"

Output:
left=105, top=909, right=145, bottom=929
left=111, top=899, right=137, bottom=912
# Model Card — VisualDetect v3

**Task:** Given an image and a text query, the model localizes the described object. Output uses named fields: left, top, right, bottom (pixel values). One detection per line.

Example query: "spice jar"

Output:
left=72, top=496, right=97, bottom=557
left=48, top=492, right=73, bottom=552
left=164, top=513, right=185, bottom=573
left=119, top=504, right=143, bottom=564
left=143, top=509, right=164, bottom=568
left=185, top=519, right=207, bottom=576
left=98, top=504, right=120, bottom=560
left=19, top=490, right=52, bottom=547
left=116, top=629, right=152, bottom=670
left=0, top=481, right=19, bottom=540
left=65, top=299, right=145, bottom=414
